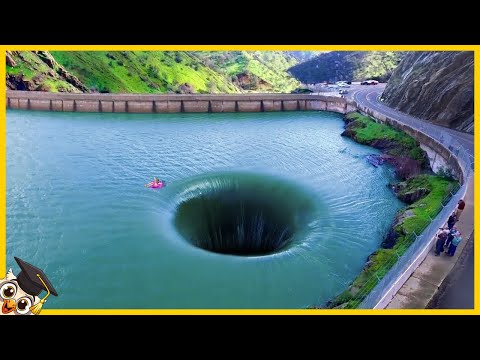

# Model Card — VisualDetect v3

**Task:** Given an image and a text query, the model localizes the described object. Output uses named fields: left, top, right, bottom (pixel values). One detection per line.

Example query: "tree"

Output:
left=147, top=65, right=159, bottom=79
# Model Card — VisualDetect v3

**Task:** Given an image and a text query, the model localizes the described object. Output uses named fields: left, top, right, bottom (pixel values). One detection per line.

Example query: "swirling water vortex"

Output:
left=7, top=110, right=403, bottom=309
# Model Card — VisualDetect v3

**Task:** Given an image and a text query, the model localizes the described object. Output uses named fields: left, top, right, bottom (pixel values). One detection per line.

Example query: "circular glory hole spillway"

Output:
left=173, top=173, right=316, bottom=256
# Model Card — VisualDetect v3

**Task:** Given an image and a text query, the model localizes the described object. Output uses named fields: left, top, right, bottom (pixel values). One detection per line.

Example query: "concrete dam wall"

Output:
left=6, top=90, right=465, bottom=182
left=6, top=91, right=357, bottom=114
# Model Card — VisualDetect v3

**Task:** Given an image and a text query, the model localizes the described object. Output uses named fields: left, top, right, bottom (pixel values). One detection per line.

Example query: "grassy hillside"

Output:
left=288, top=51, right=405, bottom=83
left=6, top=51, right=86, bottom=92
left=190, top=51, right=300, bottom=92
left=7, top=51, right=302, bottom=94
left=51, top=51, right=240, bottom=94
left=346, top=112, right=426, bottom=163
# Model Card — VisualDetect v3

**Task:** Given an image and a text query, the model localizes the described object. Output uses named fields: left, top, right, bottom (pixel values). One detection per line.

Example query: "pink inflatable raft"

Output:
left=146, top=180, right=166, bottom=189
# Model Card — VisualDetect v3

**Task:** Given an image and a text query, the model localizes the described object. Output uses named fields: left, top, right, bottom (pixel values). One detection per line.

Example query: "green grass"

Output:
left=52, top=51, right=299, bottom=93
left=345, top=112, right=425, bottom=161
left=9, top=51, right=301, bottom=94
left=324, top=113, right=459, bottom=309
left=192, top=51, right=300, bottom=92
left=327, top=174, right=458, bottom=309
left=396, top=175, right=458, bottom=235
left=7, top=52, right=47, bottom=81
left=7, top=52, right=80, bottom=92
left=57, top=50, right=265, bottom=93
left=7, top=64, right=35, bottom=79
left=244, top=51, right=300, bottom=92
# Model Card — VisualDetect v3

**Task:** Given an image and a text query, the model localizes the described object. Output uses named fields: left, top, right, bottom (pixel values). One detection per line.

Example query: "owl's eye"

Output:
left=0, top=282, right=17, bottom=299
left=16, top=297, right=32, bottom=314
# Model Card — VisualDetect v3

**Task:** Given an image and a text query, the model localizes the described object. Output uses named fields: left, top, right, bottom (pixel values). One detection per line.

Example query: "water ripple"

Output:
left=6, top=110, right=403, bottom=309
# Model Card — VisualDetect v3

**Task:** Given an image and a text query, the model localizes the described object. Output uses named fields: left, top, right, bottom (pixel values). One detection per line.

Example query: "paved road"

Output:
left=351, top=85, right=474, bottom=156
left=426, top=232, right=474, bottom=309
left=351, top=85, right=474, bottom=309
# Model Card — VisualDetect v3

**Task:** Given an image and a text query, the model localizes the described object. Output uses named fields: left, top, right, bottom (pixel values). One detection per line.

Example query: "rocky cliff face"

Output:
left=382, top=52, right=473, bottom=133
left=6, top=51, right=89, bottom=93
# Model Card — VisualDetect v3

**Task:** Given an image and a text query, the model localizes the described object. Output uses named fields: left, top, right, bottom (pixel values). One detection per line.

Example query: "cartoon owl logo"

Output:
left=1, top=257, right=58, bottom=315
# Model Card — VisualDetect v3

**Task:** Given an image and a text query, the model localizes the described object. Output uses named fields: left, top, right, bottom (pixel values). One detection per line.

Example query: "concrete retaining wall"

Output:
left=356, top=102, right=465, bottom=184
left=6, top=90, right=354, bottom=115
left=354, top=100, right=471, bottom=310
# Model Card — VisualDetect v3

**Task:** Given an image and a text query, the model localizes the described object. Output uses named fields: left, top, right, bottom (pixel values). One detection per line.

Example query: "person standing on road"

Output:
left=447, top=232, right=463, bottom=256
left=456, top=199, right=466, bottom=219
left=435, top=228, right=450, bottom=256
left=447, top=213, right=457, bottom=230
left=444, top=227, right=459, bottom=251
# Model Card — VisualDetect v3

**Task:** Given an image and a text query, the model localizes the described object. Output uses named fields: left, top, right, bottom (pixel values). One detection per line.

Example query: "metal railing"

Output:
left=403, top=119, right=473, bottom=174
left=372, top=100, right=474, bottom=176
left=344, top=103, right=474, bottom=309
left=352, top=181, right=464, bottom=308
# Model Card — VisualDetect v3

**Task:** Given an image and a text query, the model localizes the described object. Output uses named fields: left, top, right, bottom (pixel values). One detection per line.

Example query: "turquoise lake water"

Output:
left=6, top=109, right=403, bottom=309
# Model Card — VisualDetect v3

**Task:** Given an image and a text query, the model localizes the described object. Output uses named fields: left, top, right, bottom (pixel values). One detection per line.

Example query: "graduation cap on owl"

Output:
left=1, top=257, right=58, bottom=315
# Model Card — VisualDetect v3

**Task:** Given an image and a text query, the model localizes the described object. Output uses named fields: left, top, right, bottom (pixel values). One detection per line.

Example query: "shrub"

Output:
left=437, top=166, right=455, bottom=180
left=147, top=65, right=159, bottom=79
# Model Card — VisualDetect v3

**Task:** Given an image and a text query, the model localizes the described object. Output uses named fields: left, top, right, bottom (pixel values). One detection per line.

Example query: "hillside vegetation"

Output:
left=7, top=51, right=301, bottom=94
left=324, top=112, right=459, bottom=309
left=285, top=51, right=327, bottom=62
left=6, top=51, right=88, bottom=92
left=192, top=51, right=300, bottom=92
left=288, top=51, right=404, bottom=84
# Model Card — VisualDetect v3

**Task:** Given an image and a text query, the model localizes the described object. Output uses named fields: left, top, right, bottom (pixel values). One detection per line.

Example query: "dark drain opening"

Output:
left=174, top=184, right=301, bottom=256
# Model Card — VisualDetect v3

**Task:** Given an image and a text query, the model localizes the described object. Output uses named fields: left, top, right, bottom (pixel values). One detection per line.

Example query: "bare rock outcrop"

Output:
left=382, top=51, right=473, bottom=133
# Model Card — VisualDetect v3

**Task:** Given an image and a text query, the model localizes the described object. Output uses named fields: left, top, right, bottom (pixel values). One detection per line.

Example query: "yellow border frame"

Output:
left=1, top=45, right=478, bottom=315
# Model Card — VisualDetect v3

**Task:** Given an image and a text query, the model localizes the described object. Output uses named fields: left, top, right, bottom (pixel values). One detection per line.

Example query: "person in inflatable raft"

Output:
left=145, top=177, right=165, bottom=188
